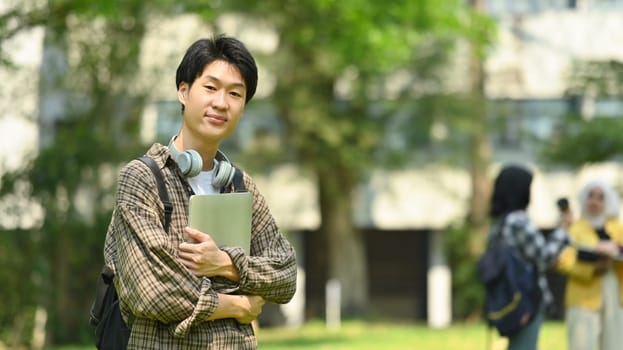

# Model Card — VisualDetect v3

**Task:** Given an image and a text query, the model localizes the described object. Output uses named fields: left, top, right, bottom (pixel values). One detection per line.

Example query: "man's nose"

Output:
left=212, top=90, right=227, bottom=109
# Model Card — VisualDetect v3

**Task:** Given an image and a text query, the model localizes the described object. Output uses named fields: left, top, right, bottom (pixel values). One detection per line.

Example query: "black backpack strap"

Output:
left=137, top=156, right=172, bottom=232
left=232, top=167, right=246, bottom=193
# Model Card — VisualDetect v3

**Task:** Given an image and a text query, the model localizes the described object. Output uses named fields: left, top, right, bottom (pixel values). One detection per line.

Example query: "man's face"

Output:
left=177, top=60, right=247, bottom=146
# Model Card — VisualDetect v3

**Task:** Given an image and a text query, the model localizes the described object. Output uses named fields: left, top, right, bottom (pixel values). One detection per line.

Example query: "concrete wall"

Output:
left=486, top=10, right=623, bottom=98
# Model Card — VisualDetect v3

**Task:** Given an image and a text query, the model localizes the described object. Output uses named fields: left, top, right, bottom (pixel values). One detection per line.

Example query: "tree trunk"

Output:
left=37, top=12, right=69, bottom=345
left=316, top=165, right=368, bottom=317
left=270, top=40, right=371, bottom=317
left=468, top=114, right=491, bottom=254
left=467, top=0, right=492, bottom=255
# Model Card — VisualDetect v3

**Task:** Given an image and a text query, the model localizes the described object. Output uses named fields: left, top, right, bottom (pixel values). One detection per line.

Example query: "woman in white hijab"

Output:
left=557, top=180, right=623, bottom=350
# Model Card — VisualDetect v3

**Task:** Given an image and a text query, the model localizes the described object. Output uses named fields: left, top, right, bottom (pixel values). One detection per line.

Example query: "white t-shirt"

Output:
left=187, top=159, right=219, bottom=195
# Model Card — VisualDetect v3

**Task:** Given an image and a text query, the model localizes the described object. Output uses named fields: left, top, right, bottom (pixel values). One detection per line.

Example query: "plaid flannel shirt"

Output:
left=103, top=143, right=297, bottom=349
left=491, top=210, right=569, bottom=310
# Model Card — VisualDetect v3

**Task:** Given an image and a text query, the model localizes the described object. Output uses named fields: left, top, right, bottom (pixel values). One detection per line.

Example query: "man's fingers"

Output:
left=178, top=256, right=203, bottom=275
left=179, top=242, right=192, bottom=252
left=185, top=226, right=212, bottom=243
left=178, top=257, right=196, bottom=269
left=178, top=250, right=193, bottom=260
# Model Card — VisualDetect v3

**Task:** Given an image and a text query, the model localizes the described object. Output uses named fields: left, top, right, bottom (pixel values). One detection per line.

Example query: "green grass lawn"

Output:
left=53, top=320, right=566, bottom=350
left=256, top=320, right=566, bottom=350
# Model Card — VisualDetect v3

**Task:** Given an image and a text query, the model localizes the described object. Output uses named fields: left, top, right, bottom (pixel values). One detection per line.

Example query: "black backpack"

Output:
left=89, top=156, right=171, bottom=350
left=89, top=155, right=247, bottom=349
left=89, top=264, right=132, bottom=350
left=477, top=219, right=541, bottom=337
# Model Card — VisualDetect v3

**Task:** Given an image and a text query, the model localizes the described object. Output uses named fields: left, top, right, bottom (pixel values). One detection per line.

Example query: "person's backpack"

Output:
left=477, top=219, right=541, bottom=337
left=89, top=264, right=132, bottom=350
left=89, top=156, right=170, bottom=350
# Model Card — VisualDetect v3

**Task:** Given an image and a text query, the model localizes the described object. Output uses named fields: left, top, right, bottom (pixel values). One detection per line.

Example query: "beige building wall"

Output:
left=486, top=11, right=623, bottom=99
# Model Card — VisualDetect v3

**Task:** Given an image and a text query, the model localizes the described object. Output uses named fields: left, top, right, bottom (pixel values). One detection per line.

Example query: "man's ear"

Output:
left=177, top=82, right=189, bottom=106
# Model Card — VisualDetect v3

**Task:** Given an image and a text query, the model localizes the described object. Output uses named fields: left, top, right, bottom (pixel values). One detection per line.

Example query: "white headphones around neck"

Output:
left=167, top=135, right=235, bottom=188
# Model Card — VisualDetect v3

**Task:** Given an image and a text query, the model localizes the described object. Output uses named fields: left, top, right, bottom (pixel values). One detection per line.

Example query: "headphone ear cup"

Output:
left=213, top=160, right=235, bottom=188
left=177, top=149, right=202, bottom=177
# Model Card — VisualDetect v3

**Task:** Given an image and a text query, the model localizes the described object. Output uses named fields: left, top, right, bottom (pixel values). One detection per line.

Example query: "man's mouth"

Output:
left=205, top=114, right=227, bottom=124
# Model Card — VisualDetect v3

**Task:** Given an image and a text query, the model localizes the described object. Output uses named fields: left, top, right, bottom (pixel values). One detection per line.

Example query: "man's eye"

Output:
left=230, top=91, right=242, bottom=98
left=205, top=85, right=216, bottom=91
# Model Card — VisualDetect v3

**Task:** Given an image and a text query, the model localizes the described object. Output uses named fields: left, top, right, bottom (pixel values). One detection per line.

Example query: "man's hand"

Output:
left=208, top=294, right=265, bottom=324
left=236, top=295, right=265, bottom=324
left=178, top=227, right=240, bottom=281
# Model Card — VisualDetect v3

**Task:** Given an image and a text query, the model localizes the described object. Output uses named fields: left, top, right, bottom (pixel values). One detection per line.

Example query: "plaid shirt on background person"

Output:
left=104, top=143, right=297, bottom=349
left=491, top=210, right=569, bottom=311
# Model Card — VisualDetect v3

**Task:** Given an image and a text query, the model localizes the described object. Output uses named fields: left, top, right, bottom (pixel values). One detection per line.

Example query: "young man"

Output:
left=103, top=36, right=297, bottom=349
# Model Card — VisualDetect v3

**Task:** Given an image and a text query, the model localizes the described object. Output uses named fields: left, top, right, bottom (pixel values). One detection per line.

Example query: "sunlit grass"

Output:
left=52, top=320, right=566, bottom=350
left=256, top=320, right=566, bottom=350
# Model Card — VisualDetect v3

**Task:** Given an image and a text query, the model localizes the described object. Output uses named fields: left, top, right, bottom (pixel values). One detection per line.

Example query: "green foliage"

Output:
left=0, top=0, right=156, bottom=345
left=540, top=114, right=623, bottom=165
left=0, top=228, right=39, bottom=342
left=566, top=59, right=623, bottom=97
left=400, top=94, right=488, bottom=166
left=217, top=0, right=496, bottom=173
left=0, top=2, right=48, bottom=64
left=444, top=223, right=484, bottom=320
left=540, top=59, right=623, bottom=166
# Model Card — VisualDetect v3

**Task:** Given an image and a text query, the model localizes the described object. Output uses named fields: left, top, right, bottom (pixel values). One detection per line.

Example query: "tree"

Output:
left=216, top=0, right=495, bottom=316
left=541, top=60, right=623, bottom=165
left=0, top=0, right=163, bottom=345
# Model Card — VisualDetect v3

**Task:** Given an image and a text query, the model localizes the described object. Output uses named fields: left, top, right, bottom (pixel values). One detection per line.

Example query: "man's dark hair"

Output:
left=175, top=35, right=258, bottom=104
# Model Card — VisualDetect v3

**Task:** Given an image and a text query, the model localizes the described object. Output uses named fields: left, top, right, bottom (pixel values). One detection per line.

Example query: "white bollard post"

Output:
left=325, top=278, right=341, bottom=331
left=427, top=231, right=452, bottom=328
left=31, top=306, right=47, bottom=350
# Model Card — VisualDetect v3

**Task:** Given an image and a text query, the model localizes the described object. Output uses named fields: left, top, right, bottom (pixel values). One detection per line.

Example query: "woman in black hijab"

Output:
left=488, top=164, right=571, bottom=350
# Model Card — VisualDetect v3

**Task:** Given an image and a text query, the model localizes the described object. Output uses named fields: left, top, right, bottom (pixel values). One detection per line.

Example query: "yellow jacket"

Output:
left=557, top=218, right=623, bottom=310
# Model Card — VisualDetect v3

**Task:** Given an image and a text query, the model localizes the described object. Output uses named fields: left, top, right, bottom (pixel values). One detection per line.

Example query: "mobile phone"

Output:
left=556, top=197, right=569, bottom=213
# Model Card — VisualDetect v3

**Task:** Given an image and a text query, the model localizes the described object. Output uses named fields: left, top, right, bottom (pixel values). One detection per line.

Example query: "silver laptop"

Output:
left=188, top=192, right=253, bottom=255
